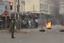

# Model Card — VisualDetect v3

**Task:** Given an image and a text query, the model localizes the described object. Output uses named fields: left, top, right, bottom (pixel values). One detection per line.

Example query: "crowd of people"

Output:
left=21, top=18, right=38, bottom=29
left=0, top=13, right=39, bottom=29
left=20, top=13, right=39, bottom=29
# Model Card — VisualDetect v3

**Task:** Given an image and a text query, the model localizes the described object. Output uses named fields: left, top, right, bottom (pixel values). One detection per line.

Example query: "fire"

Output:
left=62, top=24, right=64, bottom=28
left=46, top=21, right=52, bottom=29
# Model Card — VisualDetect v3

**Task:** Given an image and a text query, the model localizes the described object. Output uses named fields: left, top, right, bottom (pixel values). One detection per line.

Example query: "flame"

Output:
left=46, top=21, right=52, bottom=29
left=62, top=24, right=64, bottom=28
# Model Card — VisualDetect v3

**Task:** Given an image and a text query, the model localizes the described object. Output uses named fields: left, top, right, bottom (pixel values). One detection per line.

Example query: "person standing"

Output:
left=35, top=19, right=38, bottom=28
left=10, top=19, right=15, bottom=38
left=28, top=19, right=32, bottom=28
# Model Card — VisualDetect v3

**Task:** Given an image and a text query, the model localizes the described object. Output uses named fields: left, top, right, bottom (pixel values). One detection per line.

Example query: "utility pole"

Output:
left=14, top=0, right=16, bottom=16
left=17, top=0, right=20, bottom=13
left=17, top=0, right=20, bottom=20
left=5, top=0, right=8, bottom=30
left=17, top=0, right=20, bottom=30
left=14, top=0, right=17, bottom=30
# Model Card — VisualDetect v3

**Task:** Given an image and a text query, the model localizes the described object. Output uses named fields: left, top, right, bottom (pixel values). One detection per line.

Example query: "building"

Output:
left=25, top=0, right=59, bottom=15
left=25, top=0, right=40, bottom=13
left=59, top=0, right=64, bottom=15
left=2, top=0, right=59, bottom=15
left=19, top=0, right=25, bottom=13
left=40, top=0, right=59, bottom=15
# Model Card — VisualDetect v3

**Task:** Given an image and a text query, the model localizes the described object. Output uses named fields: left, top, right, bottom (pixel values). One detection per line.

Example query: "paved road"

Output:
left=0, top=25, right=64, bottom=43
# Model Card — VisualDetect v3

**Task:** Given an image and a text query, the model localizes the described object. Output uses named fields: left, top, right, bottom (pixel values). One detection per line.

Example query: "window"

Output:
left=59, top=6, right=64, bottom=14
left=50, top=6, right=54, bottom=11
left=40, top=4, right=48, bottom=10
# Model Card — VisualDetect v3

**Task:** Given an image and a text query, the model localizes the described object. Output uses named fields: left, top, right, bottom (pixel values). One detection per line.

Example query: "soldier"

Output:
left=10, top=18, right=15, bottom=38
